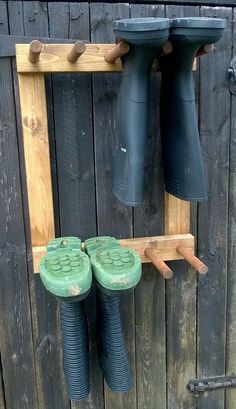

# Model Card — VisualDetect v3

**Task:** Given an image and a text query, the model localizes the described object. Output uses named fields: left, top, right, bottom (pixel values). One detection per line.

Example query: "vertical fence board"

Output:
left=130, top=5, right=166, bottom=409
left=197, top=6, right=232, bottom=409
left=15, top=1, right=67, bottom=409
left=90, top=3, right=139, bottom=409
left=48, top=3, right=102, bottom=408
left=0, top=358, right=5, bottom=409
left=165, top=6, right=198, bottom=409
left=0, top=2, right=39, bottom=409
left=225, top=7, right=236, bottom=409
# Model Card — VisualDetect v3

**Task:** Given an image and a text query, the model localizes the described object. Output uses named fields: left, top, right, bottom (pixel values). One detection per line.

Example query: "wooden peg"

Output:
left=67, top=41, right=86, bottom=63
left=28, top=40, right=43, bottom=63
left=160, top=41, right=173, bottom=57
left=152, top=41, right=173, bottom=71
left=144, top=248, right=173, bottom=279
left=197, top=44, right=215, bottom=57
left=105, top=41, right=130, bottom=63
left=176, top=245, right=208, bottom=274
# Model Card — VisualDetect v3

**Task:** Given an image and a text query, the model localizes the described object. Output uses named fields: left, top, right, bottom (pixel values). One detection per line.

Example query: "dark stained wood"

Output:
left=90, top=3, right=139, bottom=409
left=48, top=3, right=100, bottom=409
left=8, top=2, right=70, bottom=408
left=226, top=8, right=236, bottom=409
left=49, top=2, right=97, bottom=240
left=165, top=6, right=199, bottom=409
left=1, top=2, right=236, bottom=409
left=130, top=5, right=166, bottom=409
left=197, top=6, right=232, bottom=409
left=52, top=3, right=103, bottom=408
left=0, top=2, right=39, bottom=409
left=0, top=356, right=5, bottom=409
left=147, top=0, right=233, bottom=4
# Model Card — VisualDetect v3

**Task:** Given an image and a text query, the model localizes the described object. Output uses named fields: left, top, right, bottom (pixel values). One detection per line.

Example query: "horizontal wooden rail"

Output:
left=16, top=43, right=197, bottom=73
left=32, top=233, right=194, bottom=273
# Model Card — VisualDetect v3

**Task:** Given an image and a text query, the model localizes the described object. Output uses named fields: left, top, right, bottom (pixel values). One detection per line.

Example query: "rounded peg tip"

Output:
left=197, top=44, right=215, bottom=57
left=67, top=41, right=86, bottom=63
left=161, top=41, right=173, bottom=56
left=145, top=248, right=173, bottom=279
left=176, top=245, right=208, bottom=275
left=28, top=40, right=43, bottom=63
left=105, top=41, right=130, bottom=63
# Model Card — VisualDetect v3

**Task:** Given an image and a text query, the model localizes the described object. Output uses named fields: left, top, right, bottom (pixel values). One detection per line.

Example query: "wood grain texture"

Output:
left=226, top=8, right=236, bottom=409
left=10, top=3, right=70, bottom=409
left=32, top=234, right=195, bottom=272
left=47, top=3, right=103, bottom=408
left=16, top=43, right=197, bottom=73
left=0, top=355, right=5, bottom=409
left=18, top=73, right=55, bottom=246
left=0, top=2, right=39, bottom=408
left=90, top=3, right=138, bottom=409
left=197, top=6, right=232, bottom=409
left=165, top=193, right=190, bottom=235
left=165, top=6, right=199, bottom=409
left=131, top=7, right=166, bottom=408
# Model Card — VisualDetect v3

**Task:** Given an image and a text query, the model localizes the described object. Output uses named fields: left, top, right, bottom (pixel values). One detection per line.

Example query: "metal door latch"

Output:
left=229, top=57, right=236, bottom=95
left=187, top=375, right=236, bottom=397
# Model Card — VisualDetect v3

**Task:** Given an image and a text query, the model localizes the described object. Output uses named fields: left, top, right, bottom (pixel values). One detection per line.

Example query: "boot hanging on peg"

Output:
left=176, top=246, right=208, bottom=274
left=144, top=248, right=173, bottom=279
left=67, top=41, right=86, bottom=63
left=28, top=40, right=43, bottom=63
left=104, top=41, right=130, bottom=63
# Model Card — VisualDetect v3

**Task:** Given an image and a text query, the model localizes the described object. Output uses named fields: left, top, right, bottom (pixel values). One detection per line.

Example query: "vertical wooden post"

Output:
left=165, top=192, right=190, bottom=235
left=18, top=73, right=55, bottom=247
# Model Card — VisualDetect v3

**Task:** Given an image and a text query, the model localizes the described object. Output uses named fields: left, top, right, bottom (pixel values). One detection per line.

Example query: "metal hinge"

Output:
left=229, top=57, right=236, bottom=95
left=187, top=375, right=236, bottom=397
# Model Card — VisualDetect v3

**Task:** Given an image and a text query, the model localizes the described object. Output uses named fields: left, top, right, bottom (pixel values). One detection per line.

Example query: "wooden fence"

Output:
left=0, top=1, right=235, bottom=409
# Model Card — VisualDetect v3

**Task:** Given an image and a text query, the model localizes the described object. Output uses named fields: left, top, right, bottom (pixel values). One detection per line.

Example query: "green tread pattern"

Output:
left=85, top=236, right=120, bottom=256
left=39, top=238, right=92, bottom=298
left=90, top=247, right=141, bottom=291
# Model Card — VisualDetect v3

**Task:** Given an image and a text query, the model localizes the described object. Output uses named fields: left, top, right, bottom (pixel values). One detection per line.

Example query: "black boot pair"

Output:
left=112, top=17, right=225, bottom=206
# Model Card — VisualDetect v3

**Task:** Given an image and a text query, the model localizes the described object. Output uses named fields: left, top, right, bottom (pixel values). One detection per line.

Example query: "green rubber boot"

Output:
left=85, top=238, right=141, bottom=392
left=39, top=237, right=92, bottom=401
left=90, top=247, right=141, bottom=292
left=85, top=236, right=120, bottom=257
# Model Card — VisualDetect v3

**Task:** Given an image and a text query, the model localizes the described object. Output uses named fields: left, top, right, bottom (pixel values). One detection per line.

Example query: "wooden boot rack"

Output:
left=16, top=40, right=209, bottom=278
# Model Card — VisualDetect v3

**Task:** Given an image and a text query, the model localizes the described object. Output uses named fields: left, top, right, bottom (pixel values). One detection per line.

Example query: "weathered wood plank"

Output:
left=69, top=7, right=101, bottom=409
left=49, top=3, right=97, bottom=240
left=11, top=3, right=70, bottom=408
left=48, top=3, right=102, bottom=408
left=226, top=8, right=236, bottom=409
left=0, top=355, right=5, bottom=409
left=197, top=6, right=232, bottom=409
left=165, top=6, right=199, bottom=409
left=141, top=0, right=234, bottom=4
left=130, top=4, right=166, bottom=409
left=0, top=2, right=39, bottom=409
left=90, top=3, right=138, bottom=409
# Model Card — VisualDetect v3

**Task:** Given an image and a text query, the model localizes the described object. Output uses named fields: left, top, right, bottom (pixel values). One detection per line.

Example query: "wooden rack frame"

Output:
left=16, top=42, right=197, bottom=274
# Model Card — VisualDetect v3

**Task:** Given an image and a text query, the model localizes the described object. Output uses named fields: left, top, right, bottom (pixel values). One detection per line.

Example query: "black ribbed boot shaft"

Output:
left=96, top=286, right=133, bottom=392
left=60, top=300, right=90, bottom=400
